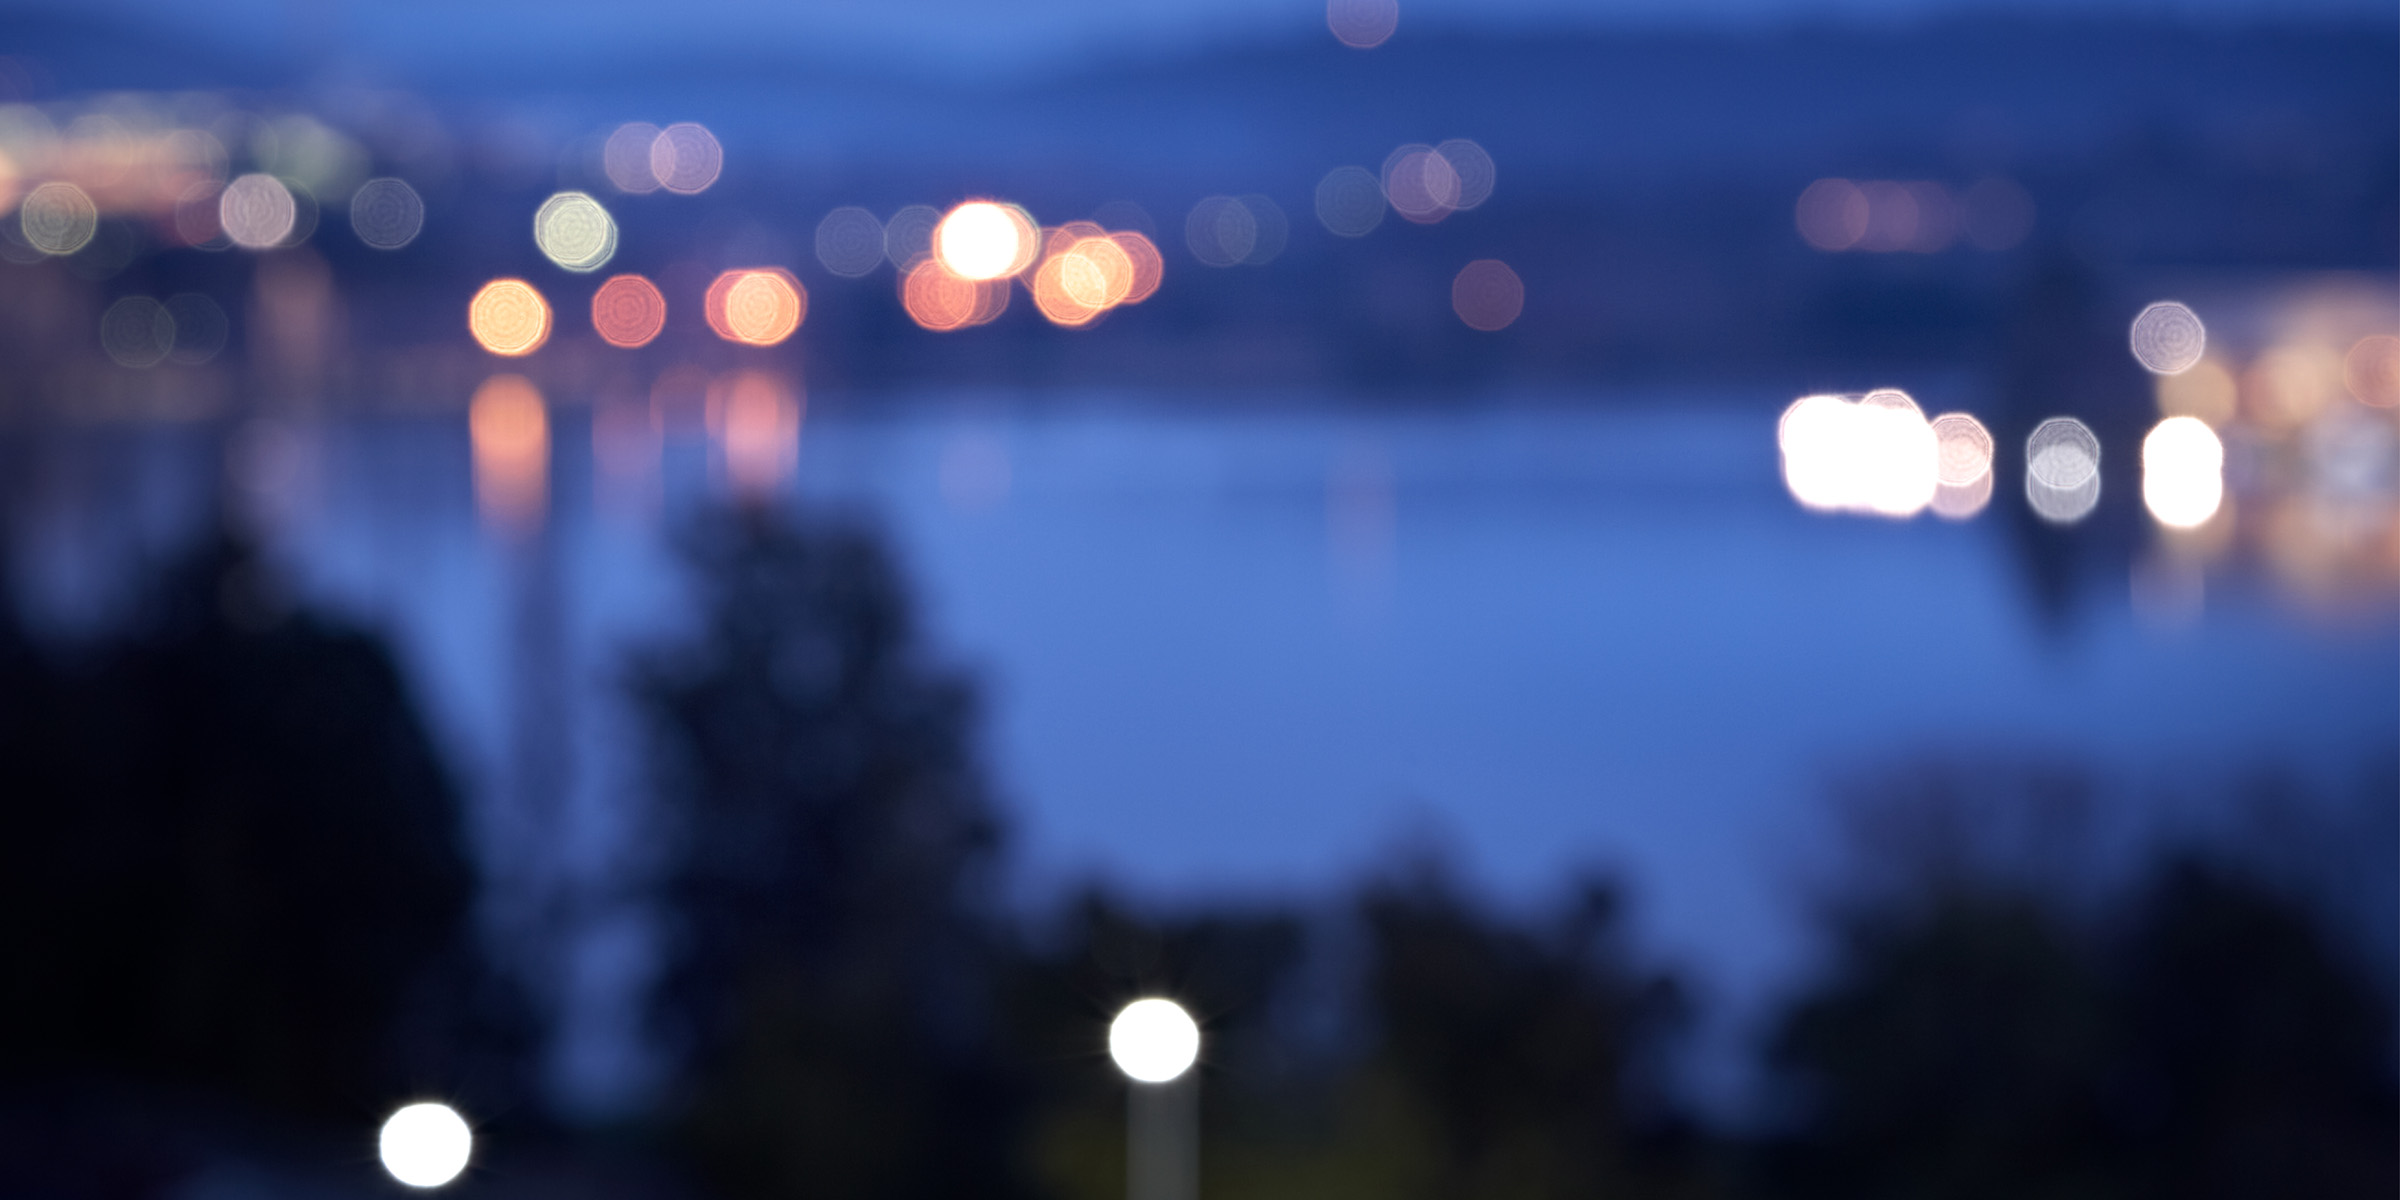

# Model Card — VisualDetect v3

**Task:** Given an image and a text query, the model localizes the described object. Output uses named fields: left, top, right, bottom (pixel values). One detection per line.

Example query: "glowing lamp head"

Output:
left=935, top=201, right=1024, bottom=282
left=378, top=1102, right=472, bottom=1188
left=1109, top=998, right=1199, bottom=1084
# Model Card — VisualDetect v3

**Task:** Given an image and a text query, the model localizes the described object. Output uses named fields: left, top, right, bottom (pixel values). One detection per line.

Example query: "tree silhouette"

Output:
left=632, top=507, right=1018, bottom=1200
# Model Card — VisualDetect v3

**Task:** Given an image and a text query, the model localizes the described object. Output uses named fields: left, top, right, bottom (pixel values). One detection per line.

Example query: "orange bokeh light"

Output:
left=703, top=268, right=806, bottom=346
left=468, top=278, right=551, bottom=357
left=1060, top=236, right=1134, bottom=309
left=705, top=369, right=803, bottom=497
left=469, top=374, right=548, bottom=533
left=591, top=274, right=667, bottom=348
left=903, top=259, right=981, bottom=331
left=1030, top=254, right=1104, bottom=327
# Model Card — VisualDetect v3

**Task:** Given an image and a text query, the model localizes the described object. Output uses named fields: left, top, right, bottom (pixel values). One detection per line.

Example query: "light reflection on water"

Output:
left=4, top=394, right=2392, bottom=1104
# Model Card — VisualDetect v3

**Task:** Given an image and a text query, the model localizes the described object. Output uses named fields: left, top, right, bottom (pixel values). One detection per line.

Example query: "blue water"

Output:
left=14, top=393, right=2393, bottom=1111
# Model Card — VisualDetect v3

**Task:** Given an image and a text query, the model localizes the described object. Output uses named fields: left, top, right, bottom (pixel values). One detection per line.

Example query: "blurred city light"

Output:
left=815, top=206, right=886, bottom=278
left=1777, top=390, right=1941, bottom=518
left=1327, top=0, right=1398, bottom=48
left=649, top=122, right=722, bottom=194
left=884, top=204, right=940, bottom=269
left=1237, top=194, right=1288, bottom=265
left=1929, top=411, right=1995, bottom=519
left=603, top=122, right=664, bottom=193
left=2142, top=415, right=2226, bottom=530
left=2155, top=357, right=2238, bottom=425
left=1382, top=143, right=1460, bottom=224
left=1110, top=999, right=1200, bottom=1084
left=935, top=201, right=1029, bottom=281
left=1031, top=252, right=1104, bottom=326
left=533, top=191, right=617, bottom=272
left=22, top=180, right=97, bottom=254
left=1799, top=178, right=2021, bottom=253
left=99, top=295, right=174, bottom=368
left=470, top=374, right=548, bottom=535
left=468, top=278, right=552, bottom=357
left=1450, top=259, right=1523, bottom=331
left=592, top=274, right=667, bottom=348
left=1794, top=178, right=1867, bottom=251
left=349, top=178, right=424, bottom=250
left=2128, top=301, right=2206, bottom=375
left=1112, top=231, right=1165, bottom=302
left=2347, top=335, right=2400, bottom=407
left=173, top=180, right=225, bottom=248
left=218, top=173, right=297, bottom=249
left=1314, top=166, right=1385, bottom=238
left=902, top=258, right=985, bottom=331
left=1433, top=139, right=1495, bottom=210
left=705, top=268, right=806, bottom=346
left=1185, top=196, right=1256, bottom=267
left=378, top=1102, right=473, bottom=1189
left=2024, top=417, right=2102, bottom=524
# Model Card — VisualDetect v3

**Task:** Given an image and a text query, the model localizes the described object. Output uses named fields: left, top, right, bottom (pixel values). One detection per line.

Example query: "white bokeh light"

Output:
left=2141, top=415, right=2225, bottom=529
left=1110, top=998, right=1200, bottom=1084
left=379, top=1102, right=472, bottom=1189
left=935, top=201, right=1023, bottom=282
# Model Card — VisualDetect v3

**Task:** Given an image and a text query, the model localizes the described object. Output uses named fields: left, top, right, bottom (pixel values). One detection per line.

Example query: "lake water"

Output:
left=11, top=391, right=2393, bottom=1110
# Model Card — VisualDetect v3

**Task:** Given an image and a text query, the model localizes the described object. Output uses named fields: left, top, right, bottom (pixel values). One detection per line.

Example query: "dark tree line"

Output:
left=0, top=508, right=2389, bottom=1200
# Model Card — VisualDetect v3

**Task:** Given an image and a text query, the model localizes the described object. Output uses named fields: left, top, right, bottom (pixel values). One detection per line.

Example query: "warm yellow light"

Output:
left=705, top=269, right=805, bottom=346
left=468, top=279, right=551, bottom=357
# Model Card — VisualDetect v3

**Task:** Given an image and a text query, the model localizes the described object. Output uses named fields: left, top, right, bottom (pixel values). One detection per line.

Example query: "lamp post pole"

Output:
left=1110, top=999, right=1201, bottom=1200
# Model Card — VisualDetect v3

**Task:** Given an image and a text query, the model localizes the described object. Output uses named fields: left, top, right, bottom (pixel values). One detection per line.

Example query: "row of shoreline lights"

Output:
left=370, top=999, right=1198, bottom=1190
left=1778, top=300, right=2400, bottom=529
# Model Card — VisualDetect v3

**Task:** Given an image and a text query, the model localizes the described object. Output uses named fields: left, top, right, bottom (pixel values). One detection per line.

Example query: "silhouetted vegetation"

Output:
left=0, top=531, right=529, bottom=1188
left=1, top=513, right=2389, bottom=1200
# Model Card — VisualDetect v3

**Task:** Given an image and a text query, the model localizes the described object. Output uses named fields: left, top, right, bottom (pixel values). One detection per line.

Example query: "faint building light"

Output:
left=1902, top=182, right=1957, bottom=252
left=164, top=293, right=228, bottom=365
left=1314, top=166, right=1385, bottom=238
left=349, top=177, right=424, bottom=250
left=219, top=173, right=297, bottom=249
left=470, top=374, right=548, bottom=536
left=2024, top=417, right=2101, bottom=524
left=603, top=122, right=664, bottom=193
left=649, top=122, right=722, bottom=194
left=174, top=180, right=226, bottom=249
left=2242, top=344, right=2342, bottom=431
left=1092, top=200, right=1157, bottom=237
left=936, top=201, right=1029, bottom=281
left=2346, top=334, right=2400, bottom=408
left=1237, top=194, right=1287, bottom=265
left=468, top=278, right=551, bottom=357
left=1929, top=411, right=1994, bottom=519
left=100, top=295, right=174, bottom=368
left=1794, top=178, right=1867, bottom=252
left=1185, top=195, right=1256, bottom=267
left=1327, top=0, right=1398, bottom=48
left=1961, top=177, right=2035, bottom=251
left=379, top=1102, right=472, bottom=1189
left=705, top=268, right=805, bottom=345
left=1854, top=181, right=1917, bottom=253
left=592, top=274, right=667, bottom=348
left=2155, top=357, right=2238, bottom=426
left=2142, top=415, right=2224, bottom=530
left=902, top=259, right=982, bottom=330
left=938, top=430, right=1012, bottom=512
left=1112, top=231, right=1165, bottom=303
left=1451, top=259, right=1522, bottom=331
left=884, top=204, right=940, bottom=269
left=2128, top=301, right=2205, bottom=375
left=708, top=369, right=802, bottom=496
left=1382, top=144, right=1459, bottom=224
left=534, top=191, right=617, bottom=273
left=1110, top=999, right=1200, bottom=1084
left=814, top=206, right=886, bottom=278
left=20, top=180, right=96, bottom=254
left=1433, top=140, right=1495, bottom=211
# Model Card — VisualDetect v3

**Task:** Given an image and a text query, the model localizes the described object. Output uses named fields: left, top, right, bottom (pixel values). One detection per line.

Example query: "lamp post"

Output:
left=1109, top=999, right=1200, bottom=1200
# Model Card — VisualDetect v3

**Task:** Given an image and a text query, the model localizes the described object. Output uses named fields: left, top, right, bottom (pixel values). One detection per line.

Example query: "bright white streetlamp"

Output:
left=378, top=1102, right=473, bottom=1189
left=1110, top=998, right=1200, bottom=1084
left=1111, top=999, right=1200, bottom=1200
